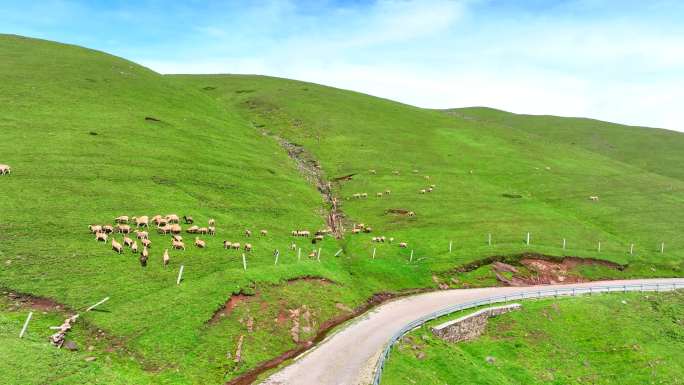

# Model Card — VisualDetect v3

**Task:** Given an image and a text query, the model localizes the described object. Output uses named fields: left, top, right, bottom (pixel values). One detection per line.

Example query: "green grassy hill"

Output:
left=382, top=291, right=684, bottom=385
left=1, top=34, right=683, bottom=384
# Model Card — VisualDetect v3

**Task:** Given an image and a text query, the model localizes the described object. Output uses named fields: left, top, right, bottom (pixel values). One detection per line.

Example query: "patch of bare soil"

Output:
left=208, top=293, right=257, bottom=325
left=4, top=291, right=66, bottom=312
left=492, top=255, right=622, bottom=286
left=285, top=276, right=335, bottom=285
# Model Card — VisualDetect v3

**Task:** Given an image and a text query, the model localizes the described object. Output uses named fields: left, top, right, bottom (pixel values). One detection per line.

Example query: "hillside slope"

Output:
left=0, top=34, right=683, bottom=385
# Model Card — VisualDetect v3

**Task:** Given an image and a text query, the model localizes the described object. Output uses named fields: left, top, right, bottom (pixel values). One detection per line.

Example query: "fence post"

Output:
left=630, top=243, right=634, bottom=255
left=597, top=241, right=601, bottom=253
left=318, top=247, right=322, bottom=262
left=297, top=248, right=301, bottom=261
left=176, top=265, right=184, bottom=285
left=242, top=253, right=247, bottom=271
left=526, top=232, right=530, bottom=246
left=562, top=238, right=566, bottom=250
left=449, top=240, right=452, bottom=253
left=19, top=312, right=33, bottom=338
left=410, top=249, right=414, bottom=262
left=372, top=247, right=376, bottom=259
left=334, top=249, right=343, bottom=257
left=488, top=233, right=492, bottom=246
left=661, top=242, right=665, bottom=254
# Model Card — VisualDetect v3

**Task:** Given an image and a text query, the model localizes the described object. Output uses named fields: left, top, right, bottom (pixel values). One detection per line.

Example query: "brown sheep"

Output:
left=194, top=237, right=206, bottom=248
left=260, top=229, right=268, bottom=236
left=172, top=239, right=185, bottom=250
left=223, top=240, right=233, bottom=249
left=142, top=238, right=152, bottom=248
left=95, top=232, right=108, bottom=242
left=88, top=225, right=103, bottom=234
left=162, top=249, right=170, bottom=267
left=115, top=216, right=129, bottom=224
left=111, top=239, right=123, bottom=254
left=244, top=243, right=252, bottom=252
left=132, top=216, right=149, bottom=228
left=244, top=229, right=252, bottom=237
left=140, top=247, right=148, bottom=267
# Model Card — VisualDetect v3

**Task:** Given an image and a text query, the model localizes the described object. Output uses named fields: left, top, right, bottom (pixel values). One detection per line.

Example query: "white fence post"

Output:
left=597, top=241, right=601, bottom=253
left=630, top=243, right=634, bottom=255
left=562, top=238, right=566, bottom=250
left=488, top=233, right=492, bottom=246
left=86, top=297, right=110, bottom=312
left=335, top=249, right=343, bottom=257
left=318, top=247, right=322, bottom=262
left=297, top=248, right=301, bottom=261
left=176, top=265, right=184, bottom=285
left=449, top=240, right=452, bottom=253
left=242, top=253, right=247, bottom=271
left=661, top=242, right=665, bottom=254
left=19, top=312, right=33, bottom=338
left=372, top=247, right=376, bottom=259
left=526, top=232, right=530, bottom=246
left=410, top=249, right=414, bottom=262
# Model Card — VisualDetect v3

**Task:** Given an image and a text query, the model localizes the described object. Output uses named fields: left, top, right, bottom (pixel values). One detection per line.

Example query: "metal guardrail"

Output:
left=371, top=282, right=684, bottom=385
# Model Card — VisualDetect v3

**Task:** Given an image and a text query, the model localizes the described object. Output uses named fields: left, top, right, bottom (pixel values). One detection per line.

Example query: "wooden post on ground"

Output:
left=86, top=297, right=110, bottom=312
left=242, top=253, right=247, bottom=271
left=630, top=243, right=634, bottom=255
left=176, top=265, right=184, bottom=285
left=19, top=312, right=33, bottom=338
left=334, top=249, right=343, bottom=257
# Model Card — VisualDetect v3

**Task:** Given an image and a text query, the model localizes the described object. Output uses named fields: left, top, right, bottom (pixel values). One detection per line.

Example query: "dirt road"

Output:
left=261, top=278, right=684, bottom=385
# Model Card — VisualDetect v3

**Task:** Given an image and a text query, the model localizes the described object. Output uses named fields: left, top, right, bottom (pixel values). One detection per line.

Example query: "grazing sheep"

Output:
left=88, top=225, right=103, bottom=234
left=231, top=242, right=241, bottom=250
left=244, top=229, right=252, bottom=237
left=290, top=243, right=297, bottom=251
left=111, top=239, right=123, bottom=254
left=186, top=225, right=199, bottom=234
left=424, top=175, right=430, bottom=180
left=352, top=193, right=361, bottom=199
left=115, top=216, right=129, bottom=224
left=172, top=239, right=185, bottom=250
left=123, top=235, right=134, bottom=247
left=398, top=242, right=408, bottom=248
left=116, top=224, right=131, bottom=234
left=142, top=238, right=152, bottom=248
left=165, top=214, right=180, bottom=224
left=131, top=241, right=138, bottom=253
left=157, top=224, right=171, bottom=235
left=430, top=184, right=436, bottom=188
left=208, top=218, right=216, bottom=226
left=172, top=234, right=183, bottom=242
left=223, top=240, right=233, bottom=249
left=152, top=215, right=167, bottom=226
left=170, top=224, right=182, bottom=234
left=135, top=230, right=149, bottom=240
left=369, top=169, right=376, bottom=174
left=389, top=237, right=395, bottom=243
left=95, top=232, right=108, bottom=242
left=361, top=193, right=368, bottom=198
left=312, top=235, right=324, bottom=244
left=376, top=192, right=383, bottom=197
left=163, top=249, right=170, bottom=267
left=392, top=170, right=400, bottom=175
left=420, top=189, right=426, bottom=194
left=427, top=187, right=433, bottom=192
left=260, top=229, right=268, bottom=236
left=208, top=226, right=216, bottom=235
left=363, top=226, right=373, bottom=233
left=183, top=215, right=194, bottom=224
left=194, top=237, right=206, bottom=248
left=0, top=164, right=11, bottom=175
left=384, top=190, right=391, bottom=195
left=132, top=216, right=149, bottom=228
left=140, top=247, right=148, bottom=267
left=308, top=250, right=317, bottom=258
left=198, top=227, right=209, bottom=235
left=351, top=228, right=361, bottom=234
left=102, top=225, right=114, bottom=234
left=408, top=211, right=416, bottom=217
left=589, top=195, right=600, bottom=201
left=244, top=243, right=252, bottom=252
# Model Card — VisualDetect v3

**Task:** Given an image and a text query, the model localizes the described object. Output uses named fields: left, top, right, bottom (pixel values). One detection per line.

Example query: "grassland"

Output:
left=382, top=291, right=684, bottom=385
left=1, top=34, right=683, bottom=384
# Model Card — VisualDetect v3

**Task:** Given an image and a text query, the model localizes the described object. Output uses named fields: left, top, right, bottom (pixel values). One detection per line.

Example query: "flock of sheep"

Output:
left=0, top=164, right=10, bottom=175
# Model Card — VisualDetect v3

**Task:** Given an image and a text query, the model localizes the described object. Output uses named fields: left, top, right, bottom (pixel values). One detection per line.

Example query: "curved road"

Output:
left=262, top=278, right=684, bottom=385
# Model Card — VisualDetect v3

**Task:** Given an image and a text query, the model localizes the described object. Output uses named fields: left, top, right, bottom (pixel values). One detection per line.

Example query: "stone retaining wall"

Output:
left=431, top=303, right=521, bottom=343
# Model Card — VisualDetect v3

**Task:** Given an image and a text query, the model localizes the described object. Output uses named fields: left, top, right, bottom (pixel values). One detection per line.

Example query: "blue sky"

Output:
left=2, top=0, right=683, bottom=130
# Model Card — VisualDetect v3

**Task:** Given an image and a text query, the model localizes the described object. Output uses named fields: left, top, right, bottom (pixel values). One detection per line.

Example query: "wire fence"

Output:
left=371, top=281, right=684, bottom=385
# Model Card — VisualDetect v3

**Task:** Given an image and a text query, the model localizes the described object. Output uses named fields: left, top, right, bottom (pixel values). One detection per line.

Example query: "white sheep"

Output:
left=111, top=239, right=123, bottom=254
left=244, top=243, right=252, bottom=252
left=398, top=242, right=408, bottom=248
left=162, top=249, right=170, bottom=267
left=194, top=237, right=206, bottom=248
left=132, top=216, right=149, bottom=228
left=223, top=240, right=233, bottom=249
left=172, top=239, right=185, bottom=250
left=115, top=216, right=129, bottom=224
left=0, top=164, right=11, bottom=175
